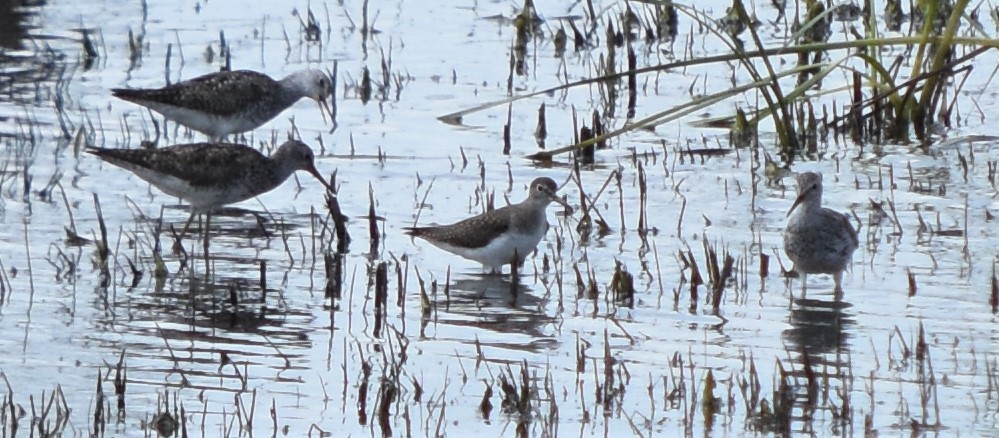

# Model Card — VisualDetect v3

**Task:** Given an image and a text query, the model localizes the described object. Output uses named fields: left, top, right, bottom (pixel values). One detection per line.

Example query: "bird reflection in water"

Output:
left=97, top=269, right=313, bottom=391
left=779, top=296, right=854, bottom=425
left=421, top=273, right=557, bottom=354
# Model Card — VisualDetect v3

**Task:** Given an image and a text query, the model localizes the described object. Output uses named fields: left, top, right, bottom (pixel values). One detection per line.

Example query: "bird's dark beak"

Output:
left=316, top=97, right=333, bottom=124
left=306, top=165, right=334, bottom=193
left=786, top=185, right=812, bottom=217
left=547, top=189, right=573, bottom=214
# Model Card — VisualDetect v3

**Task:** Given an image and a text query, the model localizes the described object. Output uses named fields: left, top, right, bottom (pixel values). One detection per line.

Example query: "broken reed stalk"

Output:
left=415, top=267, right=432, bottom=319
left=359, top=66, right=372, bottom=103
left=393, top=253, right=407, bottom=308
left=681, top=248, right=703, bottom=312
left=92, top=372, right=104, bottom=436
left=0, top=256, right=9, bottom=304
left=637, top=161, right=648, bottom=233
left=373, top=261, right=388, bottom=338
left=626, top=46, right=637, bottom=118
left=114, top=350, right=126, bottom=410
left=368, top=183, right=379, bottom=255
left=991, top=263, right=998, bottom=314
left=93, top=193, right=110, bottom=287
left=503, top=103, right=512, bottom=155
left=324, top=251, right=344, bottom=300
left=711, top=253, right=734, bottom=312
left=615, top=171, right=625, bottom=234
left=325, top=189, right=350, bottom=254
left=610, top=260, right=635, bottom=308
left=443, top=265, right=451, bottom=306
left=535, top=102, right=547, bottom=148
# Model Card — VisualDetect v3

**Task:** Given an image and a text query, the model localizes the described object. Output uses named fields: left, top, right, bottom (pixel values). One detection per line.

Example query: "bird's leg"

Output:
left=200, top=213, right=214, bottom=278
left=510, top=248, right=521, bottom=281
left=833, top=271, right=844, bottom=295
left=203, top=213, right=212, bottom=258
left=800, top=272, right=808, bottom=296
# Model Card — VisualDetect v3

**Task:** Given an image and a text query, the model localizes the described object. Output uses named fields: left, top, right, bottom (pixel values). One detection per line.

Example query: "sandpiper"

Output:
left=112, top=69, right=333, bottom=142
left=87, top=140, right=332, bottom=248
left=783, top=172, right=858, bottom=294
left=404, top=177, right=572, bottom=273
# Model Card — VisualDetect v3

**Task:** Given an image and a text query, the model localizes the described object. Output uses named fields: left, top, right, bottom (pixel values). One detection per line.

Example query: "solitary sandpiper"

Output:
left=783, top=171, right=859, bottom=294
left=87, top=139, right=332, bottom=249
left=112, top=69, right=333, bottom=142
left=404, top=177, right=572, bottom=273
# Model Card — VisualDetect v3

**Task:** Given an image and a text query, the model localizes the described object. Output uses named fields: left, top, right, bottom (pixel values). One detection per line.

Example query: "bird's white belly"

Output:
left=430, top=225, right=547, bottom=272
left=147, top=103, right=258, bottom=139
left=129, top=167, right=240, bottom=210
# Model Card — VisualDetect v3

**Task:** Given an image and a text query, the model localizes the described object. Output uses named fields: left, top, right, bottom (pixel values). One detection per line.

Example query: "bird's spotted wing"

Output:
left=840, top=211, right=860, bottom=248
left=404, top=206, right=511, bottom=249
left=112, top=70, right=276, bottom=117
left=86, top=143, right=266, bottom=188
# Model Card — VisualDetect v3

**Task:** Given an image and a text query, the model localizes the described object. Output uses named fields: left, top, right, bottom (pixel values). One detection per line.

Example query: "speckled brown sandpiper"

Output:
left=783, top=172, right=859, bottom=294
left=112, top=69, right=333, bottom=142
left=87, top=140, right=332, bottom=247
left=404, top=177, right=572, bottom=273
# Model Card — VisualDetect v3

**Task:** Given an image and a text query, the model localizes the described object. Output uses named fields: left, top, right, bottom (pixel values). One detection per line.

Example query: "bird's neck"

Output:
left=793, top=198, right=822, bottom=216
left=268, top=150, right=300, bottom=183
left=279, top=73, right=311, bottom=100
left=515, top=199, right=549, bottom=231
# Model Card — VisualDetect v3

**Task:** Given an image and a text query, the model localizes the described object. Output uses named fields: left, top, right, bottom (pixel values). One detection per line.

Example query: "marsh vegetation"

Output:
left=0, top=0, right=997, bottom=436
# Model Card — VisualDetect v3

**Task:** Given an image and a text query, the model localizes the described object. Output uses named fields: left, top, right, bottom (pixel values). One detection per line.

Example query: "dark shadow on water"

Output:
left=428, top=273, right=557, bottom=353
left=155, top=205, right=316, bottom=246
left=0, top=0, right=39, bottom=50
left=94, top=268, right=315, bottom=390
left=0, top=0, right=67, bottom=115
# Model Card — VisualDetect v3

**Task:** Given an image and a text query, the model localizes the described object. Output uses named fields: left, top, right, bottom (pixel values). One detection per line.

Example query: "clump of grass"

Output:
left=440, top=0, right=993, bottom=167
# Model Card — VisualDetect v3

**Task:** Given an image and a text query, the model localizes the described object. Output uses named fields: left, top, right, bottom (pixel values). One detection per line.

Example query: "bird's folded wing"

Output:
left=114, top=71, right=274, bottom=117
left=406, top=209, right=510, bottom=249
left=88, top=143, right=265, bottom=188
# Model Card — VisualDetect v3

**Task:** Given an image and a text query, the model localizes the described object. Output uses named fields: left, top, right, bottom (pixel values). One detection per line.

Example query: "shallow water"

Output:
left=0, top=0, right=998, bottom=436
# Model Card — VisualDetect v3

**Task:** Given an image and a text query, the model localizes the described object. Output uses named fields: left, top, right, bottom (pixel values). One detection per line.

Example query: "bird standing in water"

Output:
left=404, top=177, right=572, bottom=274
left=112, top=69, right=333, bottom=142
left=87, top=139, right=332, bottom=253
left=783, top=172, right=858, bottom=294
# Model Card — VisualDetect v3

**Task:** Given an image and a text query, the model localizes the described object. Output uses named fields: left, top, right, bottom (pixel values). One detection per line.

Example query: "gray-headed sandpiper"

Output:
left=87, top=140, right=332, bottom=248
left=404, top=177, right=572, bottom=273
left=112, top=69, right=333, bottom=142
left=783, top=171, right=858, bottom=294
